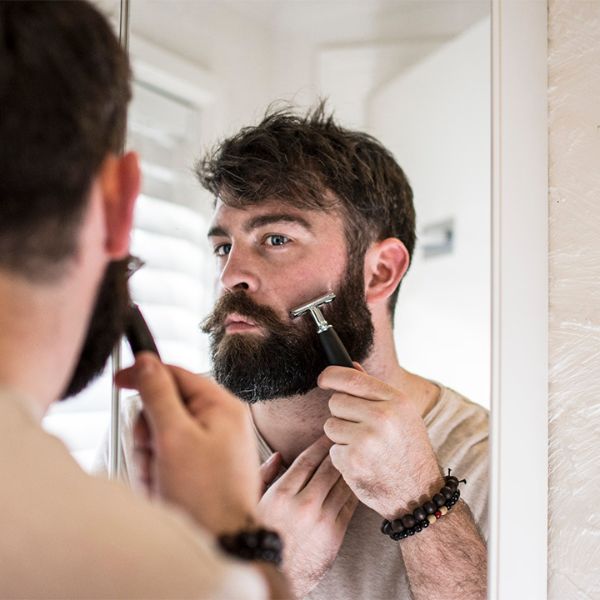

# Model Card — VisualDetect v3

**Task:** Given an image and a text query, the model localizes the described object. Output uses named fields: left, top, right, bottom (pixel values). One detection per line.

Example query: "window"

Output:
left=43, top=77, right=214, bottom=471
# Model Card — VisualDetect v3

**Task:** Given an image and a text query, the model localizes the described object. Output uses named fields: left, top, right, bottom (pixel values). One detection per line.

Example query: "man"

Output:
left=106, top=107, right=489, bottom=599
left=0, top=3, right=289, bottom=598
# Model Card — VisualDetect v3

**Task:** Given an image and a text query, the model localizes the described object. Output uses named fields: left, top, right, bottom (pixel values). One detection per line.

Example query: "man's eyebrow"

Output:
left=207, top=213, right=312, bottom=239
left=207, top=225, right=228, bottom=238
left=244, top=214, right=312, bottom=232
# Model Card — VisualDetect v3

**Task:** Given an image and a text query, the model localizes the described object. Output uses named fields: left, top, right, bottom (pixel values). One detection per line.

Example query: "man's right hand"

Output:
left=115, top=352, right=261, bottom=537
left=257, top=435, right=359, bottom=598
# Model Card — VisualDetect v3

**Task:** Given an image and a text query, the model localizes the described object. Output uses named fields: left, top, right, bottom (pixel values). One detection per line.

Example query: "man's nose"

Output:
left=219, top=246, right=260, bottom=293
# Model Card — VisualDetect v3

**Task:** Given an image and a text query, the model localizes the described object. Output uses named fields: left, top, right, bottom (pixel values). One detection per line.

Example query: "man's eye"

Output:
left=265, top=234, right=290, bottom=247
left=214, top=243, right=231, bottom=257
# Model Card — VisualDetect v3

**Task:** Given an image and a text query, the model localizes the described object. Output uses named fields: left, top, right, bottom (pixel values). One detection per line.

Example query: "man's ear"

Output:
left=363, top=238, right=410, bottom=305
left=99, top=151, right=140, bottom=259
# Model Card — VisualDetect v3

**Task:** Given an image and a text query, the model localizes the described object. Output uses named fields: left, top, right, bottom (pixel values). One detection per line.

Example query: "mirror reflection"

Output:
left=43, top=2, right=491, bottom=598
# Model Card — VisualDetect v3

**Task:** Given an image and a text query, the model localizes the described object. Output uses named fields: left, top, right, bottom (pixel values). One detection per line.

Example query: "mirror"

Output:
left=125, top=0, right=491, bottom=408
left=43, top=0, right=491, bottom=594
left=44, top=0, right=490, bottom=462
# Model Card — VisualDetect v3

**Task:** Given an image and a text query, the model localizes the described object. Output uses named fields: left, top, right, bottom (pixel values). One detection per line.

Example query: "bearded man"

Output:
left=102, top=106, right=488, bottom=600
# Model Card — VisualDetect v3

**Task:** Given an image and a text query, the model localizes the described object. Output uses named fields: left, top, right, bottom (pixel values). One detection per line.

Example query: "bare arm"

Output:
left=400, top=500, right=486, bottom=600
left=318, top=365, right=487, bottom=599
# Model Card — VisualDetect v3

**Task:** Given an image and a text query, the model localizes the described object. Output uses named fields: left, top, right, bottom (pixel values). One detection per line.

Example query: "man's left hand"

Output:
left=318, top=364, right=443, bottom=520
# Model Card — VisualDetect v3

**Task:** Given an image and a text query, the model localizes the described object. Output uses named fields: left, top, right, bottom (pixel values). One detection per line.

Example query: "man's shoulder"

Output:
left=427, top=385, right=489, bottom=440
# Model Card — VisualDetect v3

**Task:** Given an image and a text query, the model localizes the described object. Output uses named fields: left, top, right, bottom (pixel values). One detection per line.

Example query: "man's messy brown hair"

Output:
left=0, top=1, right=130, bottom=281
left=196, top=103, right=416, bottom=320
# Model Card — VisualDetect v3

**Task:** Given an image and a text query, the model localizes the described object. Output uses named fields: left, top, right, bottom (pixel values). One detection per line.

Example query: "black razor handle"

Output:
left=319, top=326, right=354, bottom=368
left=124, top=303, right=161, bottom=358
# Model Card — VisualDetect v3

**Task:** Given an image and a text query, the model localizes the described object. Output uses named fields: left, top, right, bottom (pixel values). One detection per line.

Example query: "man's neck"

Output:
left=0, top=269, right=94, bottom=421
left=249, top=331, right=440, bottom=466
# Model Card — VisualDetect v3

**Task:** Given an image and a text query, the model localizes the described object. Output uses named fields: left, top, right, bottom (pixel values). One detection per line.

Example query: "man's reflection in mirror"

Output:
left=99, top=105, right=488, bottom=599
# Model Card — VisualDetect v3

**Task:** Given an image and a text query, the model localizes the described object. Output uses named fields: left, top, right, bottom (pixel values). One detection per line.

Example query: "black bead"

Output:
left=392, top=519, right=405, bottom=533
left=391, top=531, right=402, bottom=541
left=433, top=493, right=446, bottom=507
left=452, top=491, right=461, bottom=500
left=408, top=528, right=416, bottom=536
left=413, top=506, right=427, bottom=522
left=445, top=475, right=460, bottom=489
left=415, top=525, right=422, bottom=533
left=241, top=532, right=258, bottom=548
left=400, top=531, right=409, bottom=539
left=382, top=520, right=394, bottom=536
left=441, top=486, right=454, bottom=500
left=421, top=520, right=429, bottom=528
left=262, top=532, right=283, bottom=551
left=402, top=514, right=416, bottom=529
left=423, top=500, right=437, bottom=515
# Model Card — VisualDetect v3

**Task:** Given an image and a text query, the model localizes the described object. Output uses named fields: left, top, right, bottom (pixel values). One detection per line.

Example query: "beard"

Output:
left=60, top=258, right=130, bottom=399
left=201, top=262, right=374, bottom=403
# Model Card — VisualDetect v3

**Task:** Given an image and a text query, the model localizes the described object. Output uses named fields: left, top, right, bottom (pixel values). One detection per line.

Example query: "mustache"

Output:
left=201, top=291, right=293, bottom=337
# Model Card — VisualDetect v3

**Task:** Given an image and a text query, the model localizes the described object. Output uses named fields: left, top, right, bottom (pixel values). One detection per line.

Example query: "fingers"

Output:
left=133, top=412, right=153, bottom=494
left=336, top=492, right=360, bottom=526
left=116, top=353, right=190, bottom=436
left=328, top=392, right=382, bottom=423
left=133, top=411, right=151, bottom=450
left=300, top=454, right=342, bottom=505
left=322, top=472, right=354, bottom=516
left=328, top=443, right=346, bottom=473
left=274, top=435, right=333, bottom=495
left=317, top=365, right=399, bottom=402
left=324, top=414, right=364, bottom=444
left=167, top=365, right=237, bottom=411
left=260, top=452, right=283, bottom=494
left=167, top=366, right=246, bottom=432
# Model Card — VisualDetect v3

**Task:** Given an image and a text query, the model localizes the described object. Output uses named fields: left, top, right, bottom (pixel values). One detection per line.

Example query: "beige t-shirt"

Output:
left=98, top=385, right=489, bottom=600
left=0, top=387, right=267, bottom=599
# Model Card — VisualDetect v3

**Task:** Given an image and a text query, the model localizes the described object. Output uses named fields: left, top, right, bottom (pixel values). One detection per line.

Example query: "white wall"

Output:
left=548, top=1, right=600, bottom=597
left=368, top=18, right=491, bottom=408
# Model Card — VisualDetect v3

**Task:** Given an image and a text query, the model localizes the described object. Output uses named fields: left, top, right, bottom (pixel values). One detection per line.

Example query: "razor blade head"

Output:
left=290, top=292, right=336, bottom=319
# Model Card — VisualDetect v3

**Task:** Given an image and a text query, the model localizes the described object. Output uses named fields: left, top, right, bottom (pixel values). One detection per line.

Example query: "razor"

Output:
left=290, top=292, right=354, bottom=368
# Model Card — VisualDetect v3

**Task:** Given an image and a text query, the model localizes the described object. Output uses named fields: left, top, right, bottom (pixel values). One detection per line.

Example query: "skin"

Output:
left=0, top=154, right=289, bottom=599
left=209, top=199, right=487, bottom=599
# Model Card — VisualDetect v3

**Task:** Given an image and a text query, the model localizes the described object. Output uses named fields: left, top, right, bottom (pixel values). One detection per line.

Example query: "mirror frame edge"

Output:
left=490, top=1, right=548, bottom=599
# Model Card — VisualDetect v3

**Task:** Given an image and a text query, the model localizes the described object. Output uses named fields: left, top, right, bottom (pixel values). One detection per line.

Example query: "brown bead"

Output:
left=401, top=514, right=416, bottom=529
left=433, top=493, right=446, bottom=507
left=413, top=506, right=427, bottom=522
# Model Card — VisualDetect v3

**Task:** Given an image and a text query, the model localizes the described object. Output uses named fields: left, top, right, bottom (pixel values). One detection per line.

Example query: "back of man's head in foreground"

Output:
left=0, top=1, right=134, bottom=398
left=0, top=0, right=129, bottom=281
left=197, top=104, right=417, bottom=323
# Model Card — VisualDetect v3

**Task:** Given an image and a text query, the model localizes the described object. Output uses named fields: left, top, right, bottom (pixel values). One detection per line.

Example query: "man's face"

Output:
left=60, top=259, right=130, bottom=399
left=202, top=200, right=374, bottom=402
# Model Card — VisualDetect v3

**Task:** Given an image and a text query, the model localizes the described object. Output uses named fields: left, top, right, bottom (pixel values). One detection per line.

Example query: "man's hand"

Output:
left=256, top=435, right=358, bottom=598
left=115, top=352, right=261, bottom=536
left=318, top=365, right=442, bottom=520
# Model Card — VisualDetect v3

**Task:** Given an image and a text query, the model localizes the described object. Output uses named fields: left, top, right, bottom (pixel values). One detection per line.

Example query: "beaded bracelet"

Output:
left=218, top=527, right=284, bottom=565
left=380, top=469, right=467, bottom=541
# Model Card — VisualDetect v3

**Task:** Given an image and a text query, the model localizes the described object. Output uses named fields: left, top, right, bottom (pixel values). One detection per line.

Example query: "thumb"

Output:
left=259, top=452, right=283, bottom=493
left=352, top=361, right=367, bottom=373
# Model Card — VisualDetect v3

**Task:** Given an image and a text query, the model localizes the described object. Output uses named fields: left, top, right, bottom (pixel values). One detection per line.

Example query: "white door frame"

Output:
left=490, top=1, right=548, bottom=598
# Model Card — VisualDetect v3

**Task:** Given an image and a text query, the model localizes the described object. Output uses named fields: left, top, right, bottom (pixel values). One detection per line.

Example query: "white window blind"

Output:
left=43, top=80, right=213, bottom=471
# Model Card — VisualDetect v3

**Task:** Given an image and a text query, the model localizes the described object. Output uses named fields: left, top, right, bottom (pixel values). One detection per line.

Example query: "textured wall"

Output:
left=548, top=1, right=600, bottom=598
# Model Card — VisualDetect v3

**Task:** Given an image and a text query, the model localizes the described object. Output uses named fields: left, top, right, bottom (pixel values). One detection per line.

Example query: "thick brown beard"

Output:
left=201, top=263, right=374, bottom=403
left=60, top=258, right=130, bottom=399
